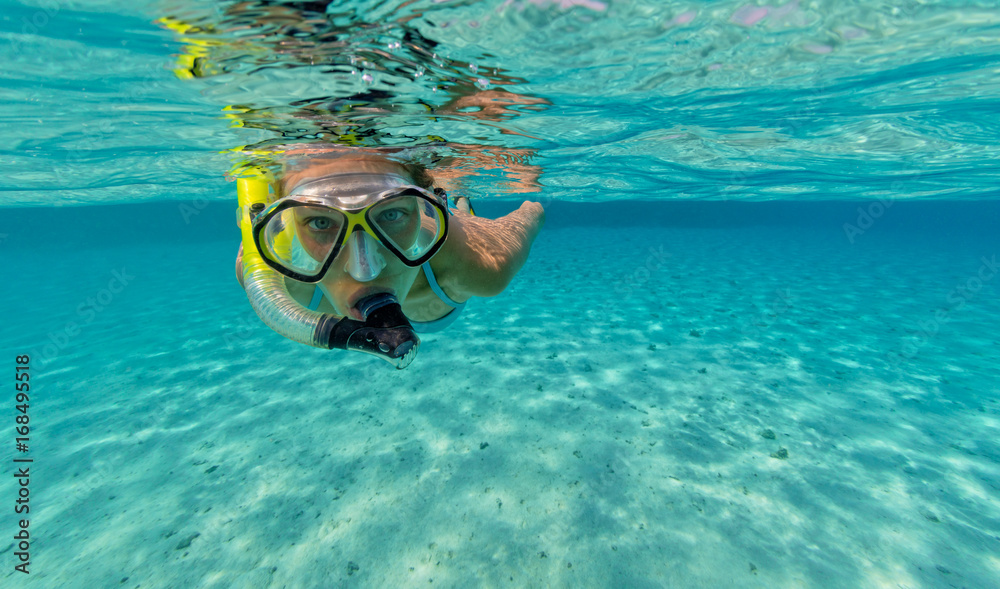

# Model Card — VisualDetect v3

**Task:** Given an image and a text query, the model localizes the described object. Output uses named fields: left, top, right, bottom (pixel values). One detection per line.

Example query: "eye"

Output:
left=305, top=216, right=334, bottom=231
left=376, top=208, right=407, bottom=224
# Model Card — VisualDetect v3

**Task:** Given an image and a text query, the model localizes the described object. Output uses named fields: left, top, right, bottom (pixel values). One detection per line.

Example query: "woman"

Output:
left=235, top=147, right=545, bottom=367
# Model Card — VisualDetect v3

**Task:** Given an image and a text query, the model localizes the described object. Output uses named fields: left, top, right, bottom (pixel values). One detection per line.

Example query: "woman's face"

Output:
left=283, top=156, right=426, bottom=320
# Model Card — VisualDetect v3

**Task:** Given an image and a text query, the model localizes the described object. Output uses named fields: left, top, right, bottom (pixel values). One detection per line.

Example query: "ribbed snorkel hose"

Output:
left=238, top=173, right=337, bottom=349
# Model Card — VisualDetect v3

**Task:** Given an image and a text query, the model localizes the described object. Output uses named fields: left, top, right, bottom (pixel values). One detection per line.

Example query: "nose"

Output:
left=345, top=230, right=387, bottom=282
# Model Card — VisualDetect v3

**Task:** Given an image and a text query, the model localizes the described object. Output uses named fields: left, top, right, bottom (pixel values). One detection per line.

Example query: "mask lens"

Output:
left=261, top=205, right=346, bottom=277
left=367, top=194, right=445, bottom=262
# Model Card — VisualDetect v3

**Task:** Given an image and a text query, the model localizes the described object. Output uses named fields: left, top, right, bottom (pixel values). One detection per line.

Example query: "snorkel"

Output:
left=237, top=170, right=419, bottom=368
left=322, top=293, right=418, bottom=365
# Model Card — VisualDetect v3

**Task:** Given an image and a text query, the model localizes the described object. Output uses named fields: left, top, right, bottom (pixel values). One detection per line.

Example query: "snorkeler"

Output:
left=155, top=5, right=547, bottom=368
left=235, top=149, right=545, bottom=368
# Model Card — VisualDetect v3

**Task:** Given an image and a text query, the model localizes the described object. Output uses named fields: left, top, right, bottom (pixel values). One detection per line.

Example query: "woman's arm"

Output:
left=434, top=201, right=545, bottom=299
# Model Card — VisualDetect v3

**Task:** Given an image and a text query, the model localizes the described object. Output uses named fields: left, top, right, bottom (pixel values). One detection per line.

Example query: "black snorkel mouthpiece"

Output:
left=318, top=293, right=419, bottom=369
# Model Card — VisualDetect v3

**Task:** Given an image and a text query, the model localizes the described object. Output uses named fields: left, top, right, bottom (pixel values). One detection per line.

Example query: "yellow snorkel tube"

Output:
left=236, top=170, right=419, bottom=368
left=236, top=173, right=270, bottom=281
left=237, top=169, right=333, bottom=349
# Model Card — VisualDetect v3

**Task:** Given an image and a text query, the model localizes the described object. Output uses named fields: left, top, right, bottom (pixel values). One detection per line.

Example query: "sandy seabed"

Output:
left=3, top=223, right=999, bottom=589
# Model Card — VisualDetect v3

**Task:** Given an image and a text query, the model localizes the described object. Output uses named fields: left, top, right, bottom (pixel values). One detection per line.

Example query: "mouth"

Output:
left=347, top=287, right=395, bottom=320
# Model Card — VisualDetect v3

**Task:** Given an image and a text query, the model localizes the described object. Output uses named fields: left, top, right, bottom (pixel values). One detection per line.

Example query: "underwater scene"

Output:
left=2, top=0, right=999, bottom=587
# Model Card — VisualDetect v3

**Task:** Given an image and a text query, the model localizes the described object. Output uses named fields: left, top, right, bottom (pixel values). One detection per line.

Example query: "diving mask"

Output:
left=252, top=173, right=449, bottom=283
left=345, top=231, right=386, bottom=282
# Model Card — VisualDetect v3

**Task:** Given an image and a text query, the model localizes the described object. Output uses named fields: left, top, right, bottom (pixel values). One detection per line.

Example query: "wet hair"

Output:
left=400, top=162, right=435, bottom=189
left=276, top=146, right=437, bottom=194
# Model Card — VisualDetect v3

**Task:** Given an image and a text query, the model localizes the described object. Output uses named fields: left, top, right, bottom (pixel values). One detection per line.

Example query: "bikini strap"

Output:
left=421, top=262, right=465, bottom=309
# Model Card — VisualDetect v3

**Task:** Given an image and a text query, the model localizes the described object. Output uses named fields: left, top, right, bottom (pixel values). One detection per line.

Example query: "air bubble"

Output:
left=475, top=78, right=490, bottom=90
left=362, top=72, right=373, bottom=83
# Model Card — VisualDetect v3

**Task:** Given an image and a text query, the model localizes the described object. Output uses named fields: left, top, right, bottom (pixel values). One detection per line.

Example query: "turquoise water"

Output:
left=3, top=1, right=1000, bottom=587
left=5, top=0, right=1000, bottom=203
